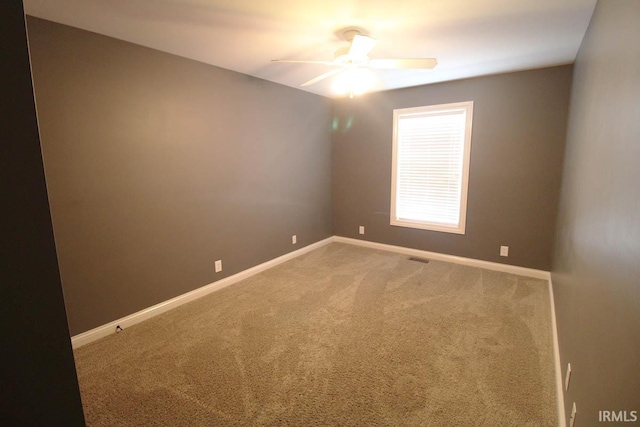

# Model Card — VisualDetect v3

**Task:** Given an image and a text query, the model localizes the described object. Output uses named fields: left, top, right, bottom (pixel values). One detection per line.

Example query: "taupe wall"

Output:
left=332, top=66, right=572, bottom=270
left=1, top=4, right=84, bottom=424
left=552, top=0, right=640, bottom=424
left=27, top=17, right=333, bottom=336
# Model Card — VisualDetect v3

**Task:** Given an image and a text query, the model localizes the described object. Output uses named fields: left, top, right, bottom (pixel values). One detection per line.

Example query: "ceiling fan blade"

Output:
left=301, top=68, right=344, bottom=87
left=272, top=59, right=339, bottom=67
left=348, top=34, right=377, bottom=61
left=369, top=58, right=438, bottom=69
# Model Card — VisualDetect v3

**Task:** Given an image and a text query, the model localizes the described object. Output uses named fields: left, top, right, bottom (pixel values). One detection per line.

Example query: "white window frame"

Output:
left=390, top=101, right=474, bottom=234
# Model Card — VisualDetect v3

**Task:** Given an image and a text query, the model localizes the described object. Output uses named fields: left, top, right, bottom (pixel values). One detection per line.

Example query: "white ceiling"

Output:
left=24, top=0, right=597, bottom=98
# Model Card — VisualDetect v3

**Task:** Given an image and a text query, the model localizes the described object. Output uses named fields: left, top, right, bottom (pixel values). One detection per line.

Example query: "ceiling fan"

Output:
left=272, top=28, right=437, bottom=96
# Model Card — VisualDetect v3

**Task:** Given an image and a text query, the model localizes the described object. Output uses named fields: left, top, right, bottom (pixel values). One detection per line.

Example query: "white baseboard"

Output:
left=72, top=236, right=552, bottom=349
left=334, top=236, right=551, bottom=280
left=71, top=237, right=334, bottom=348
left=548, top=278, right=566, bottom=427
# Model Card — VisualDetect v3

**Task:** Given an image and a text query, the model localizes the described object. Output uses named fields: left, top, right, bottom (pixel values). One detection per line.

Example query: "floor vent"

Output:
left=408, top=256, right=430, bottom=264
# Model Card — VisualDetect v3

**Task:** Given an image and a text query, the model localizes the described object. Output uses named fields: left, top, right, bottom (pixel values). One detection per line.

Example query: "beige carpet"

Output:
left=74, top=243, right=557, bottom=426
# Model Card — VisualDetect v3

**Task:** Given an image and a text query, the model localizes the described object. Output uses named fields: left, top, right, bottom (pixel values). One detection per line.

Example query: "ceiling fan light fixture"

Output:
left=331, top=67, right=377, bottom=98
left=273, top=27, right=437, bottom=95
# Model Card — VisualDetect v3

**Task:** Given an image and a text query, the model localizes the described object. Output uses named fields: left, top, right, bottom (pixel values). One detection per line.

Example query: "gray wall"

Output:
left=332, top=66, right=572, bottom=271
left=552, top=0, right=640, bottom=424
left=0, top=3, right=84, bottom=424
left=27, top=17, right=333, bottom=336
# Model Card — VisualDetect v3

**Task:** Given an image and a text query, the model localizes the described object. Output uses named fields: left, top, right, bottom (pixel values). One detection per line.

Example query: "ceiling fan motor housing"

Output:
left=335, top=28, right=372, bottom=64
left=334, top=46, right=352, bottom=63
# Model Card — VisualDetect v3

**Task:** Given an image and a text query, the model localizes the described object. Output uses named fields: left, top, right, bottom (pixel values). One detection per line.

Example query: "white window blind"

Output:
left=391, top=102, right=473, bottom=234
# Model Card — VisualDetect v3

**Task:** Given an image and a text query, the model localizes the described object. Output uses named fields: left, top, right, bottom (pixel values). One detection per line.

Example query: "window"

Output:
left=391, top=101, right=474, bottom=234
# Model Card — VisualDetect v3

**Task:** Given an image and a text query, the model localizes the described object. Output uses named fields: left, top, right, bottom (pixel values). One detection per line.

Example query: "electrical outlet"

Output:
left=500, top=246, right=509, bottom=257
left=570, top=402, right=577, bottom=427
left=565, top=363, right=572, bottom=391
left=215, top=260, right=222, bottom=273
left=292, top=235, right=297, bottom=244
left=359, top=226, right=365, bottom=235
